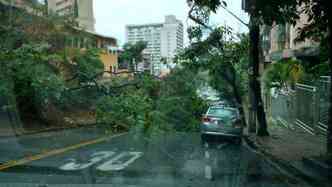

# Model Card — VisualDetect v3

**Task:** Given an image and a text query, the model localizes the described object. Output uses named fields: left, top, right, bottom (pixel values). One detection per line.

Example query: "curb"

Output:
left=0, top=124, right=97, bottom=139
left=243, top=135, right=323, bottom=187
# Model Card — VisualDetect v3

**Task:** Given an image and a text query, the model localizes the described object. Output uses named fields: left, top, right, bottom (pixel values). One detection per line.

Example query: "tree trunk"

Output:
left=249, top=18, right=269, bottom=136
left=327, top=17, right=332, bottom=159
left=233, top=85, right=247, bottom=127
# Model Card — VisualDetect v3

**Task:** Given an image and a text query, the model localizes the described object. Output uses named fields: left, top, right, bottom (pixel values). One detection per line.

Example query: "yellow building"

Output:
left=89, top=31, right=119, bottom=77
left=68, top=28, right=119, bottom=77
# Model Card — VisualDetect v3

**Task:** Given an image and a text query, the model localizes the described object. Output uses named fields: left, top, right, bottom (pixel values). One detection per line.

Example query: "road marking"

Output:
left=205, top=151, right=210, bottom=159
left=205, top=165, right=212, bottom=180
left=97, top=152, right=143, bottom=171
left=0, top=132, right=127, bottom=171
left=217, top=143, right=229, bottom=150
left=59, top=151, right=115, bottom=171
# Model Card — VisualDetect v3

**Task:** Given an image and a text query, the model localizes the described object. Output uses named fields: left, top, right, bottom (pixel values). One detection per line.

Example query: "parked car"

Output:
left=210, top=100, right=232, bottom=107
left=200, top=106, right=243, bottom=144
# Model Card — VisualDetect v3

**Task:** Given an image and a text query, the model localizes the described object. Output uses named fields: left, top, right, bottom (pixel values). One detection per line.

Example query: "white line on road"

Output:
left=205, top=165, right=213, bottom=180
left=97, top=152, right=143, bottom=171
left=205, top=151, right=210, bottom=159
left=59, top=151, right=115, bottom=171
left=217, top=143, right=229, bottom=150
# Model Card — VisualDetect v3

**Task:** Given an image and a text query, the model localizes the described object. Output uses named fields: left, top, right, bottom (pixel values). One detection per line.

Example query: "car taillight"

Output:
left=202, top=116, right=211, bottom=123
left=233, top=119, right=242, bottom=128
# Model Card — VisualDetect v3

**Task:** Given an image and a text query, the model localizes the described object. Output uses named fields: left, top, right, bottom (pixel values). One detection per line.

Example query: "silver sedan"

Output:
left=200, top=106, right=243, bottom=144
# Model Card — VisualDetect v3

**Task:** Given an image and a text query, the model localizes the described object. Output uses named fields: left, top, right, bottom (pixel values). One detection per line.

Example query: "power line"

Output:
left=220, top=4, right=249, bottom=28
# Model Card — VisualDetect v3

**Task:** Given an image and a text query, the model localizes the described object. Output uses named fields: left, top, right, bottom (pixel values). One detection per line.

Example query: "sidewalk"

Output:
left=244, top=121, right=330, bottom=186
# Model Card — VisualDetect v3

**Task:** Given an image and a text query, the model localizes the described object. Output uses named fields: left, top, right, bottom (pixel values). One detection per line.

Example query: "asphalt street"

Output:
left=0, top=127, right=306, bottom=187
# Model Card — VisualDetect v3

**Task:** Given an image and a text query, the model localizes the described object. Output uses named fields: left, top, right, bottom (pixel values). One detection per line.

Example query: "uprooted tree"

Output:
left=177, top=26, right=249, bottom=127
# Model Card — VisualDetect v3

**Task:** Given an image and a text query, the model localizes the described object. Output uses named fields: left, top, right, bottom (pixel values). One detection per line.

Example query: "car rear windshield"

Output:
left=207, top=108, right=236, bottom=118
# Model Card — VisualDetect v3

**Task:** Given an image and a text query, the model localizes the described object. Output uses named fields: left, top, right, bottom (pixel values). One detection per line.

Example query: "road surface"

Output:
left=0, top=127, right=304, bottom=187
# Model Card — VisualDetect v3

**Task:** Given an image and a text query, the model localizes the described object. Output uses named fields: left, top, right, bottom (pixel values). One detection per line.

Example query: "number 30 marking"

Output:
left=97, top=152, right=143, bottom=171
left=60, top=151, right=115, bottom=171
left=59, top=151, right=143, bottom=171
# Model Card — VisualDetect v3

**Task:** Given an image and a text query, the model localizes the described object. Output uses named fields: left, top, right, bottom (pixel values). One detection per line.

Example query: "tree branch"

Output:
left=219, top=4, right=249, bottom=28
left=188, top=3, right=213, bottom=31
left=65, top=70, right=161, bottom=95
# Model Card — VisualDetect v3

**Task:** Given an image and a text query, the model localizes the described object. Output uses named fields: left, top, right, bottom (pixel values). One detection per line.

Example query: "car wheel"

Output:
left=235, top=138, right=242, bottom=145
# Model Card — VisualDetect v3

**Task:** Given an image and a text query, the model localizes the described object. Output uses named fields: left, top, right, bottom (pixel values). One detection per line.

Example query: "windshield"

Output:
left=0, top=0, right=331, bottom=186
left=207, top=108, right=235, bottom=118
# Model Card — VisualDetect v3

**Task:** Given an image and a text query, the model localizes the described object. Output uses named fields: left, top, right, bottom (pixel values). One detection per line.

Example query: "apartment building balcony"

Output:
left=261, top=24, right=319, bottom=63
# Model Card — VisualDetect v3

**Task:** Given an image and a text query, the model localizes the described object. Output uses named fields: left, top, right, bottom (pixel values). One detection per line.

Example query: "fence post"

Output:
left=313, top=86, right=320, bottom=135
left=289, top=90, right=295, bottom=129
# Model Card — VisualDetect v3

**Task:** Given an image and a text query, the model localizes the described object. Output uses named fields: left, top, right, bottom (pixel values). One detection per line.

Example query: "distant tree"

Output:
left=119, top=41, right=147, bottom=71
left=262, top=59, right=305, bottom=90
left=71, top=49, right=104, bottom=84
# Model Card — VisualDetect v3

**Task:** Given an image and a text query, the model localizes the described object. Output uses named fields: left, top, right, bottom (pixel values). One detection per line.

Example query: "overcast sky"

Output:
left=93, top=0, right=249, bottom=46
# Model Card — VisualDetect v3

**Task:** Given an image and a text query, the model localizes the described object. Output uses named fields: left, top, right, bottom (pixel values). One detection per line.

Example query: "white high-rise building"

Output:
left=48, top=0, right=95, bottom=32
left=125, top=15, right=184, bottom=75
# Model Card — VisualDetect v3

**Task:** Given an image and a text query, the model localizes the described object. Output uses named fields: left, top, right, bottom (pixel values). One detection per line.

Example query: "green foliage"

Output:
left=0, top=1, right=80, bottom=51
left=0, top=43, right=68, bottom=124
left=71, top=49, right=104, bottom=83
left=295, top=1, right=330, bottom=79
left=296, top=0, right=329, bottom=42
left=0, top=43, right=65, bottom=104
left=157, top=68, right=208, bottom=131
left=178, top=28, right=249, bottom=106
left=96, top=67, right=208, bottom=133
left=0, top=0, right=206, bottom=133
left=187, top=26, right=204, bottom=42
left=119, top=41, right=147, bottom=70
left=135, top=73, right=161, bottom=100
left=188, top=0, right=299, bottom=26
left=0, top=3, right=104, bottom=124
left=319, top=38, right=329, bottom=63
left=187, top=0, right=224, bottom=13
left=263, top=58, right=330, bottom=91
left=262, top=59, right=304, bottom=90
left=307, top=62, right=330, bottom=79
left=96, top=89, right=152, bottom=129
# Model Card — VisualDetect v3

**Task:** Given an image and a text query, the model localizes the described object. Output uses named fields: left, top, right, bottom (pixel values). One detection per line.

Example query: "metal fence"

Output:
left=294, top=83, right=318, bottom=134
left=269, top=76, right=331, bottom=135
left=270, top=90, right=294, bottom=128
left=318, top=76, right=331, bottom=133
